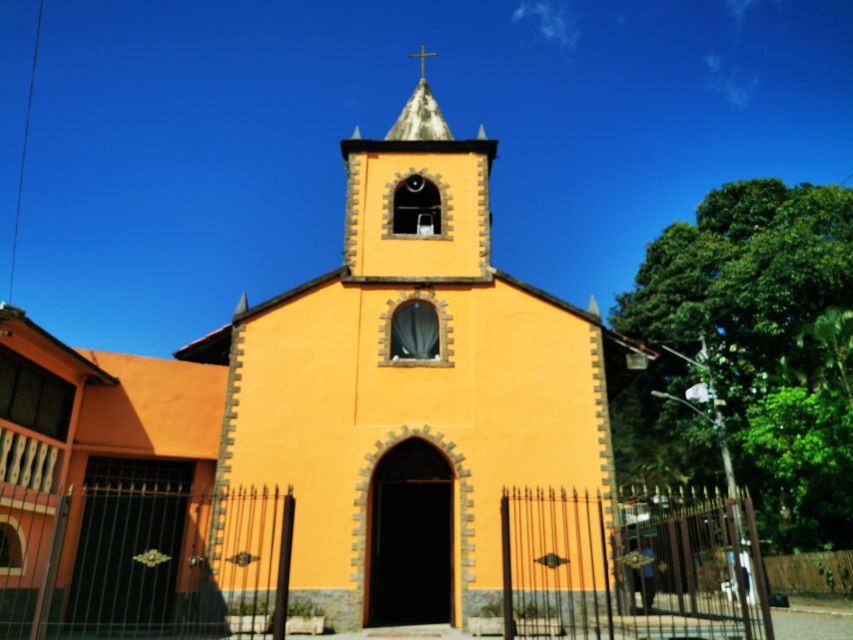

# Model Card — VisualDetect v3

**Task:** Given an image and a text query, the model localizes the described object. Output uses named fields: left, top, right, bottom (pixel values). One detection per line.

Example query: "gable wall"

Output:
left=224, top=278, right=608, bottom=620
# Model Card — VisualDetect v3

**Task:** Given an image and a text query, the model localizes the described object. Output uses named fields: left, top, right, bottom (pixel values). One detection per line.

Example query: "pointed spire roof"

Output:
left=234, top=291, right=249, bottom=317
left=385, top=80, right=454, bottom=142
left=587, top=294, right=601, bottom=318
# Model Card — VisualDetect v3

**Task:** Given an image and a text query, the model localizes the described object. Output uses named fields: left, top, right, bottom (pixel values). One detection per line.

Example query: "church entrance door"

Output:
left=368, top=438, right=454, bottom=626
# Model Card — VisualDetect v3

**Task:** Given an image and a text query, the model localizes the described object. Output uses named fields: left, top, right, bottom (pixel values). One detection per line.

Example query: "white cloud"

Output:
left=711, top=74, right=759, bottom=109
left=703, top=54, right=722, bottom=73
left=726, top=0, right=758, bottom=26
left=512, top=1, right=581, bottom=51
left=703, top=55, right=758, bottom=110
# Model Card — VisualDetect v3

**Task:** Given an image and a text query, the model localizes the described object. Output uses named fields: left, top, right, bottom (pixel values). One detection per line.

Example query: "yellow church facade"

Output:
left=175, top=79, right=645, bottom=630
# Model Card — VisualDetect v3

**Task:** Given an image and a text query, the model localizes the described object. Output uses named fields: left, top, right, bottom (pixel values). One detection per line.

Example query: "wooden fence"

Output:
left=764, top=550, right=853, bottom=595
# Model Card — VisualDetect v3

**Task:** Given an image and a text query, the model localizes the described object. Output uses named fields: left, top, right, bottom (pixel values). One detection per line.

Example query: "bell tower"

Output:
left=340, top=69, right=498, bottom=283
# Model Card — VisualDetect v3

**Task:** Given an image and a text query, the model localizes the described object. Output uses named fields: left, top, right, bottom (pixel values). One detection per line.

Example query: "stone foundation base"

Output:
left=463, top=589, right=613, bottom=632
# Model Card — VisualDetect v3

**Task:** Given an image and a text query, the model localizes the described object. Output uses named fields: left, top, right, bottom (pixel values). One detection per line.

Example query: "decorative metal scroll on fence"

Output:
left=0, top=483, right=294, bottom=640
left=501, top=486, right=776, bottom=640
left=500, top=487, right=613, bottom=640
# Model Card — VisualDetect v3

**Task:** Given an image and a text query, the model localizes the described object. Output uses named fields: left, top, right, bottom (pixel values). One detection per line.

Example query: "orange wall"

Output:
left=54, top=351, right=225, bottom=591
left=223, top=278, right=608, bottom=609
left=74, top=351, right=226, bottom=459
left=349, top=152, right=487, bottom=279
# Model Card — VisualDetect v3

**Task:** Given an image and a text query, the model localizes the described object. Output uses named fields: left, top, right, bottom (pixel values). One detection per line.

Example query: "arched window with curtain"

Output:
left=391, top=301, right=440, bottom=360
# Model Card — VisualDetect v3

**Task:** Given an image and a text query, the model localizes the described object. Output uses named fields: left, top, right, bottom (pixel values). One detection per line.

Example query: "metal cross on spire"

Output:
left=408, top=43, right=437, bottom=81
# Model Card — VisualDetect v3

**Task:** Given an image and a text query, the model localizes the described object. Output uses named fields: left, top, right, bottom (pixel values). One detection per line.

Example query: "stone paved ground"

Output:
left=770, top=609, right=853, bottom=640
left=328, top=615, right=853, bottom=640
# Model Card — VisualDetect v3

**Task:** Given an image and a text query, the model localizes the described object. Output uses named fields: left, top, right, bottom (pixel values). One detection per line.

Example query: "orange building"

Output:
left=0, top=79, right=651, bottom=634
left=0, top=303, right=227, bottom=631
left=171, top=79, right=652, bottom=631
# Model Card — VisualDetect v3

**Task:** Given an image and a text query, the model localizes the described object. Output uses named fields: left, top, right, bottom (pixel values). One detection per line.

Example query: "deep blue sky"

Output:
left=2, top=1, right=851, bottom=358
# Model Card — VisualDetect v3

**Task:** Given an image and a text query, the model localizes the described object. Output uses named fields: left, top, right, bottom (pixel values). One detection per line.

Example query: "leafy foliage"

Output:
left=739, top=387, right=852, bottom=551
left=609, top=179, right=853, bottom=552
left=478, top=597, right=504, bottom=618
left=228, top=598, right=271, bottom=616
left=287, top=598, right=324, bottom=617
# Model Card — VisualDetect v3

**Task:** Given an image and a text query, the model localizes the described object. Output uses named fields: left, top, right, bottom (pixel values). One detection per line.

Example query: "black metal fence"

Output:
left=0, top=485, right=72, bottom=640
left=0, top=483, right=294, bottom=640
left=501, top=486, right=776, bottom=640
left=500, top=487, right=612, bottom=640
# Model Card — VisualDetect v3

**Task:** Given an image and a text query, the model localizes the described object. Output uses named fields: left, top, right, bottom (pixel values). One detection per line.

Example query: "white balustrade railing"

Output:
left=0, top=427, right=60, bottom=493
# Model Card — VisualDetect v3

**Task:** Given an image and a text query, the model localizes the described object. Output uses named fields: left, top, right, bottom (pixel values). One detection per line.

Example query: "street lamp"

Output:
left=649, top=389, right=738, bottom=505
left=649, top=336, right=747, bottom=543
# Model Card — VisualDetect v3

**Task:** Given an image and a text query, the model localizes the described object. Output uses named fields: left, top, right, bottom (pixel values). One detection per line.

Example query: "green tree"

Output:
left=738, top=387, right=852, bottom=551
left=792, top=307, right=853, bottom=410
left=609, top=179, right=853, bottom=550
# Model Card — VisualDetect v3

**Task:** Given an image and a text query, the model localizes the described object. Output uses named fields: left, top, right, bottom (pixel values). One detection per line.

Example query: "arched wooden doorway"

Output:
left=367, top=438, right=454, bottom=626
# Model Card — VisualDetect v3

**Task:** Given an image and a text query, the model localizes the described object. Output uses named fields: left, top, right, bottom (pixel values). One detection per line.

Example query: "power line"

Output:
left=9, top=0, right=45, bottom=303
left=840, top=169, right=853, bottom=186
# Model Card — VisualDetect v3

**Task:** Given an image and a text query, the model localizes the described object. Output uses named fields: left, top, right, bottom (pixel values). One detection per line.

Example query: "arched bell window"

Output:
left=393, top=174, right=442, bottom=236
left=391, top=301, right=440, bottom=360
left=380, top=292, right=453, bottom=367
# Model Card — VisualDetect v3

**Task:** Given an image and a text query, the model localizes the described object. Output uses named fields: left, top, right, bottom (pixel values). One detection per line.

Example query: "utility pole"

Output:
left=656, top=336, right=744, bottom=540
left=700, top=335, right=738, bottom=503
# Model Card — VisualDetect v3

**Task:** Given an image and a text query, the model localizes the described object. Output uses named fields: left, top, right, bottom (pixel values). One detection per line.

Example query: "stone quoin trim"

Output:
left=343, top=156, right=362, bottom=271
left=210, top=322, right=247, bottom=566
left=381, top=168, right=453, bottom=240
left=475, top=156, right=492, bottom=276
left=589, top=325, right=616, bottom=532
left=378, top=289, right=454, bottom=367
left=349, top=425, right=475, bottom=598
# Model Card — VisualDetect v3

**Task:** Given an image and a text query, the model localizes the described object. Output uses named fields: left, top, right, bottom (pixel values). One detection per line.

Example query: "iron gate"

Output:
left=1, top=483, right=295, bottom=640
left=500, top=486, right=775, bottom=640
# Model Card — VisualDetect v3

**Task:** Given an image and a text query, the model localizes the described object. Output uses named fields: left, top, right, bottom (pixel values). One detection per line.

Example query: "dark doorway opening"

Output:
left=67, top=457, right=194, bottom=630
left=368, top=439, right=453, bottom=626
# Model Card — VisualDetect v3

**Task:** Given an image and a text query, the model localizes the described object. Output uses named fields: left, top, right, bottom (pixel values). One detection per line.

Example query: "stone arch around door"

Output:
left=351, top=425, right=474, bottom=624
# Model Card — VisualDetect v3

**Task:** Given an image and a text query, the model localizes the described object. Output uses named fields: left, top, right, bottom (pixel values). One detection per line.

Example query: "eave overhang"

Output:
left=0, top=303, right=119, bottom=386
